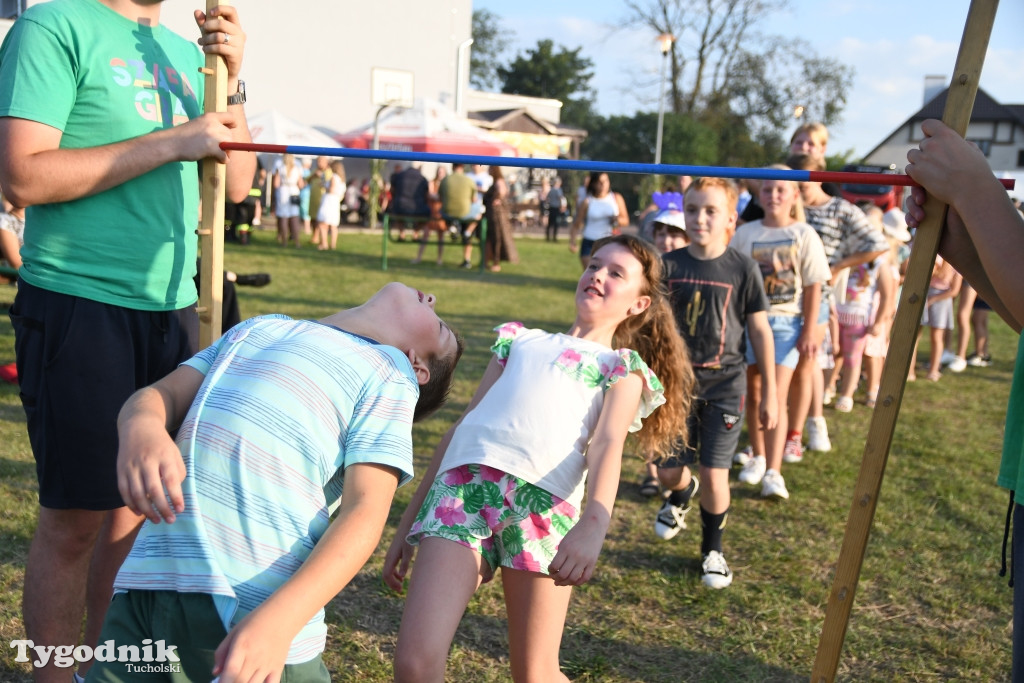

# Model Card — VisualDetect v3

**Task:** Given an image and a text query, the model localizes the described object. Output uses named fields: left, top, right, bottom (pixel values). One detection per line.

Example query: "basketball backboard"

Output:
left=371, top=68, right=414, bottom=108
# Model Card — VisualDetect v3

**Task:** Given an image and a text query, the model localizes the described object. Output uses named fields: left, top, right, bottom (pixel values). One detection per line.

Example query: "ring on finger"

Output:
left=223, top=33, right=230, bottom=44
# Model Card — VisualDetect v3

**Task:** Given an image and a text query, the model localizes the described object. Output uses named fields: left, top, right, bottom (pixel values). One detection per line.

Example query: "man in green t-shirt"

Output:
left=0, top=2, right=256, bottom=681
left=904, top=118, right=1024, bottom=681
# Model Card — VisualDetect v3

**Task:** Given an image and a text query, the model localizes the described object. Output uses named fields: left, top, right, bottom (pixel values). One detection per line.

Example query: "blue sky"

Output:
left=474, top=0, right=1024, bottom=159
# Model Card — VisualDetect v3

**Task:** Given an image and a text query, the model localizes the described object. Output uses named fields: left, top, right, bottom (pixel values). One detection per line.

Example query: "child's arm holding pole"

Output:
left=548, top=372, right=643, bottom=587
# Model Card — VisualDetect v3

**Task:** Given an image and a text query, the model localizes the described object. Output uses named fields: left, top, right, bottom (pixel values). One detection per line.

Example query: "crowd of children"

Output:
left=639, top=121, right=1006, bottom=601
left=6, top=116, right=1012, bottom=681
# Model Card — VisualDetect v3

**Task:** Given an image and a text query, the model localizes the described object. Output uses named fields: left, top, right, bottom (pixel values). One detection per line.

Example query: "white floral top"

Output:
left=438, top=322, right=664, bottom=508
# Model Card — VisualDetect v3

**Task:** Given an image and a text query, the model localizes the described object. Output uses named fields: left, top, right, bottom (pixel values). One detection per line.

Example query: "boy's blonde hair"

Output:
left=686, top=176, right=739, bottom=211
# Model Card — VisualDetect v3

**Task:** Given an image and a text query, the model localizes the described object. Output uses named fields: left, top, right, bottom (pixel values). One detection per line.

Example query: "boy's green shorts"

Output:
left=86, top=591, right=329, bottom=682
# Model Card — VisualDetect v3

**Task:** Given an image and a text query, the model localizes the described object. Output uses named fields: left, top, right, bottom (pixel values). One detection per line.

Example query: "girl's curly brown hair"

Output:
left=592, top=234, right=695, bottom=461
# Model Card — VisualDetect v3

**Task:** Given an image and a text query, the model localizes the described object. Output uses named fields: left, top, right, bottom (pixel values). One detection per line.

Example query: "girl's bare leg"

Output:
left=393, top=538, right=487, bottom=683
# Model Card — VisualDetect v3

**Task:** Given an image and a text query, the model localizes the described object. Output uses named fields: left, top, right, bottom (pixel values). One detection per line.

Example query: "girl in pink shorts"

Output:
left=383, top=235, right=695, bottom=682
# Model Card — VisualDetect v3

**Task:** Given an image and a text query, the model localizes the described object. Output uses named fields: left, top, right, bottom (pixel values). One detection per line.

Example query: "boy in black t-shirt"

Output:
left=654, top=177, right=778, bottom=588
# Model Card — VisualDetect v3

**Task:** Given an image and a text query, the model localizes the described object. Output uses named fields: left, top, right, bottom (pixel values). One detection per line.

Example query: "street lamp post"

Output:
left=654, top=33, right=674, bottom=166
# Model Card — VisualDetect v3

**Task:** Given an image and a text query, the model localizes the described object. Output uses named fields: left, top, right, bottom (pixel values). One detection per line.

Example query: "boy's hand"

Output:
left=548, top=516, right=606, bottom=587
left=382, top=536, right=416, bottom=592
left=212, top=608, right=289, bottom=683
left=117, top=423, right=186, bottom=524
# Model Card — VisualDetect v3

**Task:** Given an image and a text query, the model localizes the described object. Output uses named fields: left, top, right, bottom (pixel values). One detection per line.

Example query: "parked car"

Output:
left=839, top=163, right=903, bottom=211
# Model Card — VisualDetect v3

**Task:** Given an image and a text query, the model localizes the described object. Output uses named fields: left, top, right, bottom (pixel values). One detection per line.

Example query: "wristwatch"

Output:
left=227, top=80, right=246, bottom=106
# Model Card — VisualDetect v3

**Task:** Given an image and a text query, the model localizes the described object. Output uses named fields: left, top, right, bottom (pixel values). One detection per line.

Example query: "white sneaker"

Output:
left=701, top=550, right=733, bottom=589
left=947, top=356, right=967, bottom=373
left=733, top=445, right=752, bottom=467
left=805, top=416, right=832, bottom=452
left=761, top=468, right=790, bottom=500
left=835, top=396, right=854, bottom=413
left=940, top=349, right=958, bottom=366
left=738, top=454, right=766, bottom=485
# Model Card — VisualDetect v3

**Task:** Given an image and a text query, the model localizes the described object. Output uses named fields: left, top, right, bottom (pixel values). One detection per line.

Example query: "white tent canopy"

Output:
left=247, top=110, right=341, bottom=151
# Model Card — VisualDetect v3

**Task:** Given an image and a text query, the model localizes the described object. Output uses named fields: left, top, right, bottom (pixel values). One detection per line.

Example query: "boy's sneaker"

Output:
left=805, top=416, right=831, bottom=452
left=782, top=436, right=803, bottom=463
left=761, top=468, right=790, bottom=500
left=940, top=349, right=958, bottom=366
left=701, top=550, right=733, bottom=589
left=967, top=353, right=991, bottom=367
left=653, top=478, right=699, bottom=540
left=738, top=455, right=766, bottom=485
left=835, top=396, right=854, bottom=413
left=733, top=445, right=752, bottom=467
left=946, top=356, right=967, bottom=373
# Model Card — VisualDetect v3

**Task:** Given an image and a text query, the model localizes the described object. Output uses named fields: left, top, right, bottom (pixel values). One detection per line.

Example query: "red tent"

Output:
left=335, top=98, right=517, bottom=158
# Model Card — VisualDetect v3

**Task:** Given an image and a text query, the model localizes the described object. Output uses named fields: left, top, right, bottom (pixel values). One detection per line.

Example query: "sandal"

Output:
left=639, top=476, right=660, bottom=498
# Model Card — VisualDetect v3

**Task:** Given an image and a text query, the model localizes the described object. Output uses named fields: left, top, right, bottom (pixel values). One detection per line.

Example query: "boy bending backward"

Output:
left=89, top=283, right=463, bottom=683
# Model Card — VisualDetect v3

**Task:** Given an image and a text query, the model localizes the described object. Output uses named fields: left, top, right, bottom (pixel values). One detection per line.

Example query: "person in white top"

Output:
left=729, top=167, right=830, bottom=500
left=569, top=172, right=629, bottom=269
left=384, top=234, right=695, bottom=683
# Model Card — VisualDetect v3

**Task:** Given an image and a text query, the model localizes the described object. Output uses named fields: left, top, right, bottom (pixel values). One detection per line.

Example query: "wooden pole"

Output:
left=197, top=0, right=230, bottom=348
left=811, top=2, right=999, bottom=680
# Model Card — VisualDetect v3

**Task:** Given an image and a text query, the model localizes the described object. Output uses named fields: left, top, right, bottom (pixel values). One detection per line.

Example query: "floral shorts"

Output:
left=407, top=464, right=579, bottom=578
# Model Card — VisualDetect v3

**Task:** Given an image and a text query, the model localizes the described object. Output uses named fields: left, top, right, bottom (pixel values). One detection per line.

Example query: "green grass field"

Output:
left=0, top=228, right=1015, bottom=682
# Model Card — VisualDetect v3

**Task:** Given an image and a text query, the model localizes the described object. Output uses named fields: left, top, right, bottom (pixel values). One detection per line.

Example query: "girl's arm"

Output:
left=746, top=310, right=778, bottom=432
left=927, top=270, right=962, bottom=305
left=116, top=365, right=206, bottom=524
left=569, top=198, right=589, bottom=252
left=548, top=372, right=642, bottom=587
left=797, top=282, right=821, bottom=359
left=0, top=228, right=21, bottom=270
left=870, top=260, right=896, bottom=337
left=614, top=192, right=629, bottom=228
left=382, top=356, right=506, bottom=592
left=213, top=462, right=399, bottom=683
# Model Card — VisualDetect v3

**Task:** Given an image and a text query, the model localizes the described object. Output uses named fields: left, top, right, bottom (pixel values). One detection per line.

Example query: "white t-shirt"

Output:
left=581, top=193, right=620, bottom=242
left=437, top=323, right=664, bottom=509
left=729, top=220, right=831, bottom=317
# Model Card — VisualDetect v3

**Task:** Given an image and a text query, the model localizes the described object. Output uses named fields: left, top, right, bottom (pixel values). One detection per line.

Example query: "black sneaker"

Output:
left=967, top=353, right=992, bottom=367
left=653, top=477, right=699, bottom=540
left=459, top=260, right=472, bottom=269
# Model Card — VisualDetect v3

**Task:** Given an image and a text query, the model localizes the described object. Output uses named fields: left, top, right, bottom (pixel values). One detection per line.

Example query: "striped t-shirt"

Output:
left=114, top=315, right=417, bottom=663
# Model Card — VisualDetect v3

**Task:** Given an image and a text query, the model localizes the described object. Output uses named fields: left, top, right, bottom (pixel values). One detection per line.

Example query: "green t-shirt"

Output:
left=997, top=334, right=1024, bottom=497
left=0, top=0, right=205, bottom=310
left=439, top=172, right=476, bottom=220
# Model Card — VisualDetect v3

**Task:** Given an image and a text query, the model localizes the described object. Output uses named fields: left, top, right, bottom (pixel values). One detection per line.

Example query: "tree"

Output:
left=622, top=0, right=854, bottom=141
left=470, top=9, right=512, bottom=90
left=496, top=39, right=597, bottom=128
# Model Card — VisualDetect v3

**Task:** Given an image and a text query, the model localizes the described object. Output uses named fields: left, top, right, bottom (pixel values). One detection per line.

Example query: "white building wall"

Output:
left=2, top=0, right=473, bottom=135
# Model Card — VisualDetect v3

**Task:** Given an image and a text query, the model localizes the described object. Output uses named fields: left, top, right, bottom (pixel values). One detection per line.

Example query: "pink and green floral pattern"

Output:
left=407, top=464, right=578, bottom=576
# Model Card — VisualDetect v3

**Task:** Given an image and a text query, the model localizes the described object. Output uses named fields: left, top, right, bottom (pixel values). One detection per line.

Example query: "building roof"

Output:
left=862, top=86, right=1024, bottom=161
left=914, top=87, right=1024, bottom=126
